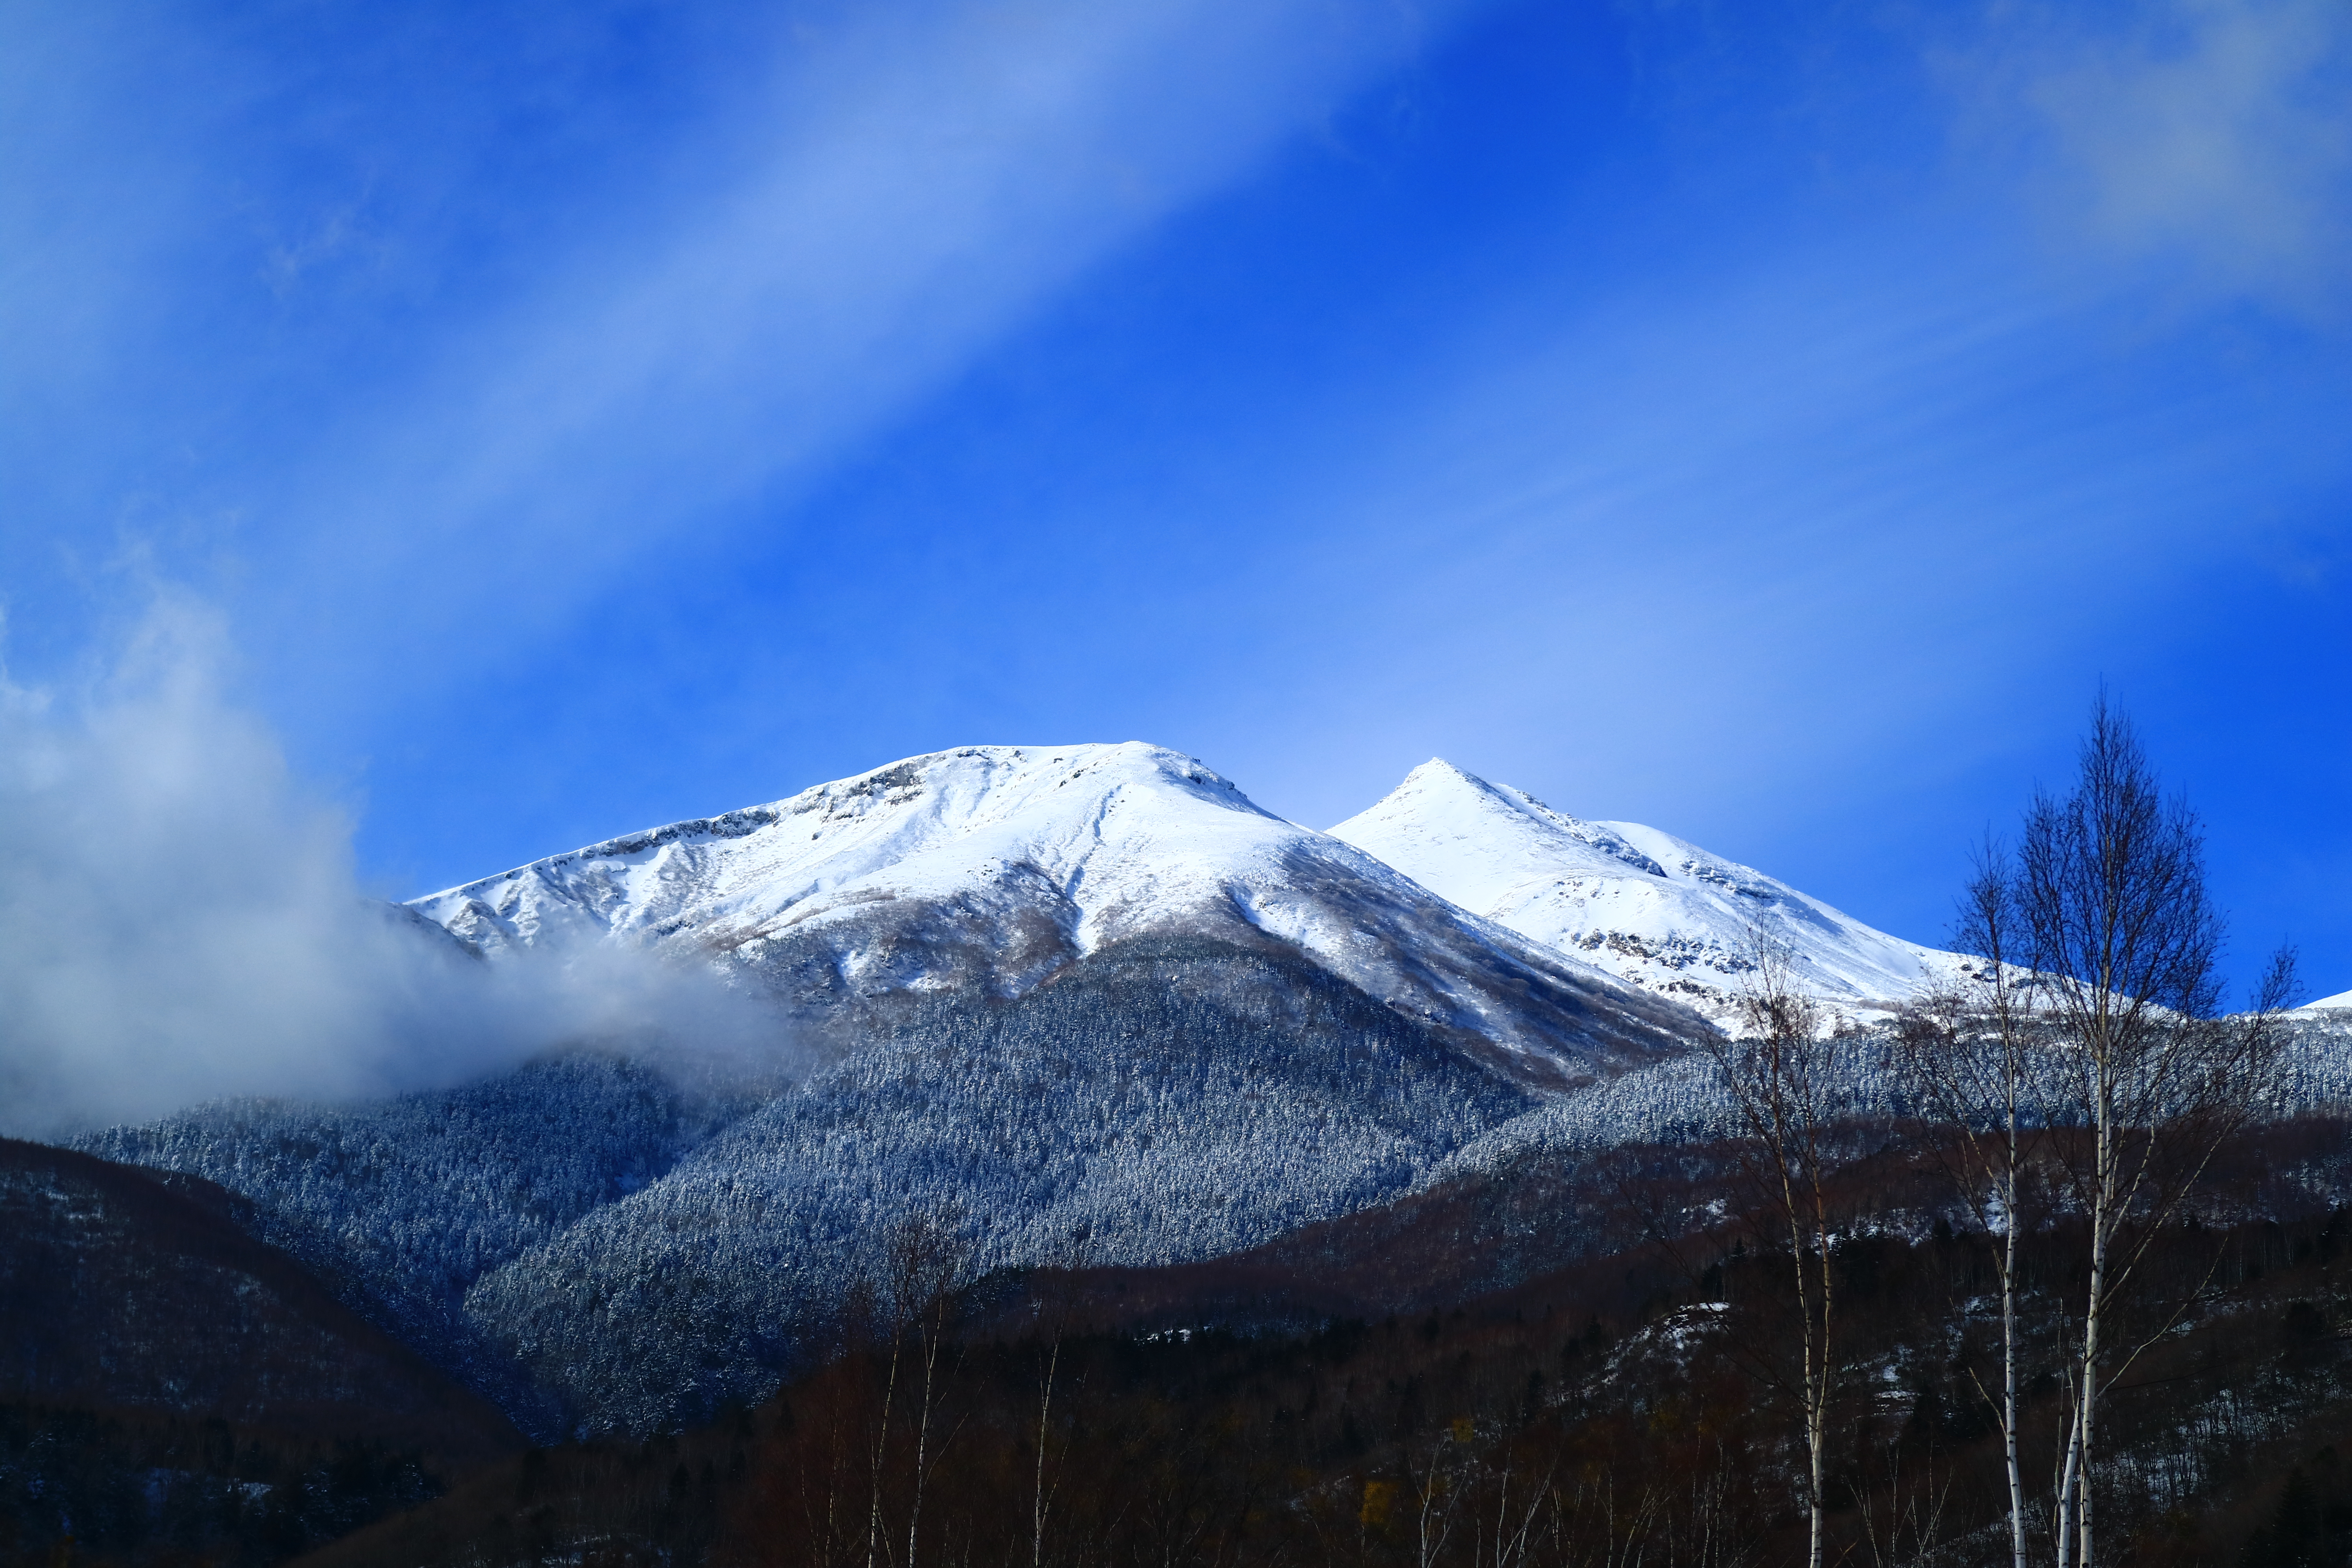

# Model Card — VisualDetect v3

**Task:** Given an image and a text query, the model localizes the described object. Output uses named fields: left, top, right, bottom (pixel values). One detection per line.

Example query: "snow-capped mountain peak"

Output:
left=1339, top=760, right=1671, bottom=899
left=1329, top=760, right=1966, bottom=1026
left=410, top=743, right=1706, bottom=1085
left=417, top=744, right=1265, bottom=954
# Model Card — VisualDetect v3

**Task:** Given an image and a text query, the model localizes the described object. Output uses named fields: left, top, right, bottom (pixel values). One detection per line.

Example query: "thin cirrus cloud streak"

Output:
left=0, top=598, right=788, bottom=1138
left=1195, top=200, right=2347, bottom=866
left=808, top=0, right=2352, bottom=854
left=1945, top=0, right=2352, bottom=316
left=264, top=0, right=1484, bottom=697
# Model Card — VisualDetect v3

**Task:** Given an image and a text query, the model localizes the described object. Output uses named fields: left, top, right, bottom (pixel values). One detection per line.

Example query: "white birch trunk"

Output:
left=2002, top=1162, right=2026, bottom=1568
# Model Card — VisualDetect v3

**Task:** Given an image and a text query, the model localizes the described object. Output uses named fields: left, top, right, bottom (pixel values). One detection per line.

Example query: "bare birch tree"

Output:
left=1699, top=931, right=1837, bottom=1568
left=887, top=1210, right=969, bottom=1568
left=1897, top=850, right=2034, bottom=1568
left=857, top=1208, right=971, bottom=1568
left=857, top=1267, right=898, bottom=1568
left=2010, top=699, right=2296, bottom=1568
left=1402, top=1419, right=1469, bottom=1568
left=1028, top=1227, right=1090, bottom=1568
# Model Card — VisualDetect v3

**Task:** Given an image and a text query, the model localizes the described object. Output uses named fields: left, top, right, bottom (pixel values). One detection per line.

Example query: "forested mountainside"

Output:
left=461, top=937, right=1536, bottom=1435
left=405, top=743, right=1704, bottom=1080
left=300, top=1114, right=2352, bottom=1568
left=1330, top=759, right=1970, bottom=1027
left=71, top=985, right=2352, bottom=1446
left=80, top=1056, right=750, bottom=1431
left=85, top=939, right=1540, bottom=1438
left=1425, top=1010, right=2352, bottom=1184
left=0, top=1139, right=522, bottom=1567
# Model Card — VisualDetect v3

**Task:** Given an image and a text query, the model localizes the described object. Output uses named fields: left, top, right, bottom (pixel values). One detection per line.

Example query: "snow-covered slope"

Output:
left=1328, top=760, right=1969, bottom=1027
left=2298, top=987, right=2352, bottom=1013
left=409, top=744, right=1704, bottom=1086
left=456, top=937, right=1544, bottom=1433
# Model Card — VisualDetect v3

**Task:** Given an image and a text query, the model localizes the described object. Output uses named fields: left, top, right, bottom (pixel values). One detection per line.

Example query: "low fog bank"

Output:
left=0, top=601, right=788, bottom=1138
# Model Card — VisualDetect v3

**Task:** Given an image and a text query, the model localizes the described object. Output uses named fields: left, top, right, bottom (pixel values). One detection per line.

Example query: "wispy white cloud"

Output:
left=252, top=0, right=1476, bottom=684
left=0, top=0, right=1483, bottom=719
left=1945, top=0, right=2352, bottom=316
left=0, top=594, right=781, bottom=1136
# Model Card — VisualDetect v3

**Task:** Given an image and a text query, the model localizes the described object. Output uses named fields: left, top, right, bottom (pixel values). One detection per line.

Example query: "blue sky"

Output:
left=5, top=0, right=2349, bottom=999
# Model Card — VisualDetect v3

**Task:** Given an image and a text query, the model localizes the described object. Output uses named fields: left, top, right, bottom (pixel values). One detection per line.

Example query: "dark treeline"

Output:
left=0, top=1403, right=442, bottom=1567
left=293, top=1116, right=2352, bottom=1568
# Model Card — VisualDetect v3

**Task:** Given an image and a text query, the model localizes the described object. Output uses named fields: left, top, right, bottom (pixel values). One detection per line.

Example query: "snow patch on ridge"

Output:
left=1329, top=759, right=1970, bottom=1028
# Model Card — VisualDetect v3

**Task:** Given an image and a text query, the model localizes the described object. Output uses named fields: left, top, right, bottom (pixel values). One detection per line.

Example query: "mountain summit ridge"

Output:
left=1328, top=757, right=1966, bottom=1025
left=409, top=742, right=1702, bottom=1087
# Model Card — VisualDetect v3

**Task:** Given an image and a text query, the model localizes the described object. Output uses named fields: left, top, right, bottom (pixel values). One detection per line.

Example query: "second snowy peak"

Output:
left=1329, top=759, right=1968, bottom=1029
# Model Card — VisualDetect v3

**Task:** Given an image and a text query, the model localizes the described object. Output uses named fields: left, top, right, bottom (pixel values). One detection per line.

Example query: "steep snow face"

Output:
left=1328, top=760, right=1969, bottom=1027
left=409, top=744, right=1703, bottom=1085
left=2297, top=987, right=2352, bottom=1013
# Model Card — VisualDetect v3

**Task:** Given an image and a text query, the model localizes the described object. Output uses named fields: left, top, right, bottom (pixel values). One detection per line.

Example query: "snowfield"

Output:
left=1330, top=759, right=1973, bottom=1027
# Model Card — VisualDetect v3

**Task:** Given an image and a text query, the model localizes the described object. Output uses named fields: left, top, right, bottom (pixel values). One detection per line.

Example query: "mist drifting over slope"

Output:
left=0, top=599, right=780, bottom=1136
